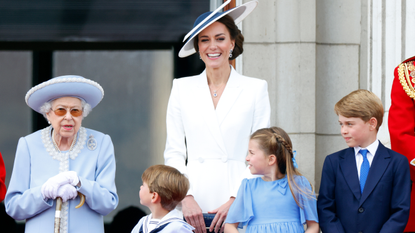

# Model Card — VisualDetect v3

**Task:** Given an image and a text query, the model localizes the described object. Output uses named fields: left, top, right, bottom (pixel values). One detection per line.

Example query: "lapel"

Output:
left=359, top=142, right=391, bottom=205
left=339, top=148, right=361, bottom=201
left=195, top=70, right=228, bottom=156
left=215, top=67, right=243, bottom=126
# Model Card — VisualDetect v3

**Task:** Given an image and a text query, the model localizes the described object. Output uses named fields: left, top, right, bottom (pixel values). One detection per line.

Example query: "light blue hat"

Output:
left=25, top=75, right=104, bottom=113
left=178, top=0, right=258, bottom=58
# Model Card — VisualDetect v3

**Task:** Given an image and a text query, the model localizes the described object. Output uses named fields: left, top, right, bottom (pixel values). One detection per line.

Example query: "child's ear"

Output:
left=151, top=192, right=161, bottom=204
left=369, top=117, right=378, bottom=131
left=268, top=154, right=277, bottom=166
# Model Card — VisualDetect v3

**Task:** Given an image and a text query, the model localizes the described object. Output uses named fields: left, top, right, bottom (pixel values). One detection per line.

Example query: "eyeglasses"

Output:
left=52, top=108, right=83, bottom=117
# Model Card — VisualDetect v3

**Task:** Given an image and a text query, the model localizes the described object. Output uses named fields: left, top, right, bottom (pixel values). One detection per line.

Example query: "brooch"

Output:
left=87, top=134, right=97, bottom=151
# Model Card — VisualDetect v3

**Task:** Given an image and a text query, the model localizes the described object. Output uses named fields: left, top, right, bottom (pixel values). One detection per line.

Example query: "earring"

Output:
left=199, top=52, right=201, bottom=59
left=229, top=49, right=233, bottom=58
left=48, top=121, right=51, bottom=124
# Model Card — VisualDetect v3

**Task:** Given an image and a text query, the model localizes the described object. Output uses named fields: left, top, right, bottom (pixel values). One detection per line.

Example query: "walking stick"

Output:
left=54, top=197, right=63, bottom=233
left=54, top=192, right=85, bottom=233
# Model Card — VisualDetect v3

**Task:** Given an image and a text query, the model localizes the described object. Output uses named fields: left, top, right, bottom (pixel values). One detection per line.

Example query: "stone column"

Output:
left=242, top=0, right=317, bottom=185
left=315, top=0, right=361, bottom=189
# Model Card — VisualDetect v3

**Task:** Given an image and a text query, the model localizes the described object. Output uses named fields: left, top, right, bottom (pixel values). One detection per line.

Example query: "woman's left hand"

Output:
left=57, top=184, right=77, bottom=202
left=207, top=197, right=235, bottom=233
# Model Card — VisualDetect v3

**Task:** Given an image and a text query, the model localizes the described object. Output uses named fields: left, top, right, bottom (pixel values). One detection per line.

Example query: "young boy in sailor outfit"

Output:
left=131, top=165, right=194, bottom=233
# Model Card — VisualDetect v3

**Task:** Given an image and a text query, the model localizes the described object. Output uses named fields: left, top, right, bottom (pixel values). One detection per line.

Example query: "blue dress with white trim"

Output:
left=225, top=176, right=318, bottom=233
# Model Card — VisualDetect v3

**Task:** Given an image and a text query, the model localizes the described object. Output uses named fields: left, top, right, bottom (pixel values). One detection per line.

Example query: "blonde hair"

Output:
left=250, top=127, right=315, bottom=208
left=142, top=165, right=189, bottom=211
left=334, top=89, right=384, bottom=130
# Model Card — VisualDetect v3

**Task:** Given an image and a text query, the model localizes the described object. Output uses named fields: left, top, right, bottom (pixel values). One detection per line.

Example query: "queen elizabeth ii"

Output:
left=5, top=75, right=118, bottom=233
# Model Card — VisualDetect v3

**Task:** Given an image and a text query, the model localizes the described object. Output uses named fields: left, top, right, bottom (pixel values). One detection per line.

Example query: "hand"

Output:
left=208, top=197, right=235, bottom=233
left=224, top=223, right=239, bottom=233
left=182, top=195, right=206, bottom=233
left=304, top=220, right=320, bottom=233
left=41, top=171, right=79, bottom=200
left=57, top=184, right=77, bottom=202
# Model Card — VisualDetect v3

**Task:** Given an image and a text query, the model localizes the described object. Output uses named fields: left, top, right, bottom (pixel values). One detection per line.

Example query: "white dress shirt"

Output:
left=354, top=139, right=379, bottom=179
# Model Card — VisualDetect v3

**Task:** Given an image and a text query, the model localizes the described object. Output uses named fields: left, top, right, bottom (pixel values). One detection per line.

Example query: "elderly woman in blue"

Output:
left=5, top=75, right=118, bottom=233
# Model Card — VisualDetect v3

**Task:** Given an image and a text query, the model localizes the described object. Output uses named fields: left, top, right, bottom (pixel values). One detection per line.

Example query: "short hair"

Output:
left=193, top=14, right=244, bottom=60
left=39, top=98, right=92, bottom=119
left=141, top=165, right=189, bottom=211
left=334, top=89, right=384, bottom=130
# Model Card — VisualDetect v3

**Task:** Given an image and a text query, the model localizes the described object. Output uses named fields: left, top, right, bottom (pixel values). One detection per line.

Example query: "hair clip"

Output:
left=292, top=150, right=298, bottom=169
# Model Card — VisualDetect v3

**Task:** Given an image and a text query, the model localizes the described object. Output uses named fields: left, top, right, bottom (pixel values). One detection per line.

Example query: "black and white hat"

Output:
left=178, top=0, right=258, bottom=58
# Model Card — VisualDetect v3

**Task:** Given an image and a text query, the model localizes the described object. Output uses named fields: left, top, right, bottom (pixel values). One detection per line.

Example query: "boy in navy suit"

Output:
left=317, top=89, right=411, bottom=233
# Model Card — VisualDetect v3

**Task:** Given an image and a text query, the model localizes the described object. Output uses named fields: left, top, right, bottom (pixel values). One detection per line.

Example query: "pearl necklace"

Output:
left=42, top=126, right=87, bottom=162
left=41, top=126, right=87, bottom=233
left=52, top=129, right=77, bottom=153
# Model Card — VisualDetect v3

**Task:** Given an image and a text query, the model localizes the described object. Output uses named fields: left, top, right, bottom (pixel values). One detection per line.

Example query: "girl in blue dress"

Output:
left=224, top=127, right=319, bottom=233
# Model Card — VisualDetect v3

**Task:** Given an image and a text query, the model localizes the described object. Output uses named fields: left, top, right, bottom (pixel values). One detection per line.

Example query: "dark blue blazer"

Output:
left=317, top=142, right=411, bottom=233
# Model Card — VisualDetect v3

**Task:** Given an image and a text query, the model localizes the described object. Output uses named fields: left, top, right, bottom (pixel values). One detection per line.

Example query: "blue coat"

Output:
left=5, top=127, right=118, bottom=233
left=317, top=142, right=411, bottom=233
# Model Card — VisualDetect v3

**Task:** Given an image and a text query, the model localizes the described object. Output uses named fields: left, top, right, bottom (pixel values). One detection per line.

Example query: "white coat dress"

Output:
left=164, top=66, right=270, bottom=213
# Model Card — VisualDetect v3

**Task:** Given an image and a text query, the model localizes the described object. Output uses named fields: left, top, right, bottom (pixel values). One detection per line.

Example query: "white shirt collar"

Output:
left=353, top=140, right=379, bottom=179
left=353, top=139, right=379, bottom=157
left=143, top=209, right=185, bottom=233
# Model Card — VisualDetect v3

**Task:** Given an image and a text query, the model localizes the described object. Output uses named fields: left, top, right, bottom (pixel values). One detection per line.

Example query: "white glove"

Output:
left=57, top=184, right=78, bottom=202
left=41, top=171, right=79, bottom=200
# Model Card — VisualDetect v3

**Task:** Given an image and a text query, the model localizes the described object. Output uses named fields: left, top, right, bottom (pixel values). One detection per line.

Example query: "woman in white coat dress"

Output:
left=5, top=76, right=118, bottom=233
left=164, top=1, right=270, bottom=233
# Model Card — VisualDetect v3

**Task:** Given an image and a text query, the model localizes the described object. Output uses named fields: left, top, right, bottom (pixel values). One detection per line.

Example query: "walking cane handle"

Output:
left=75, top=192, right=85, bottom=209
left=54, top=192, right=85, bottom=232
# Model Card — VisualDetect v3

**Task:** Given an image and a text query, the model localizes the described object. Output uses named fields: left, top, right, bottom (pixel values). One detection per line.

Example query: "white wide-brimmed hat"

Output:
left=178, top=0, right=258, bottom=58
left=25, top=75, right=104, bottom=113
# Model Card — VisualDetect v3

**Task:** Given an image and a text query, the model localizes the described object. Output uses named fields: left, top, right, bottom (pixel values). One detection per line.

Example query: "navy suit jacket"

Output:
left=317, top=142, right=411, bottom=233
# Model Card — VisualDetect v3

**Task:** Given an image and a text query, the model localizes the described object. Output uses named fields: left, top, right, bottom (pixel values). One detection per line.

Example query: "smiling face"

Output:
left=46, top=97, right=83, bottom=141
left=246, top=139, right=271, bottom=175
left=338, top=114, right=377, bottom=148
left=197, top=21, right=235, bottom=70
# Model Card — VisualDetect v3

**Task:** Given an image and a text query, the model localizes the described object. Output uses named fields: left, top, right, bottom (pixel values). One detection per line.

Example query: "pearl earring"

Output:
left=229, top=49, right=233, bottom=58
left=48, top=121, right=51, bottom=124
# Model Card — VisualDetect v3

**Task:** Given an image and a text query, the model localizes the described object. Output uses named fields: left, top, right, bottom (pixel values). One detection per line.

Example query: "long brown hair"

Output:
left=250, top=127, right=315, bottom=208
